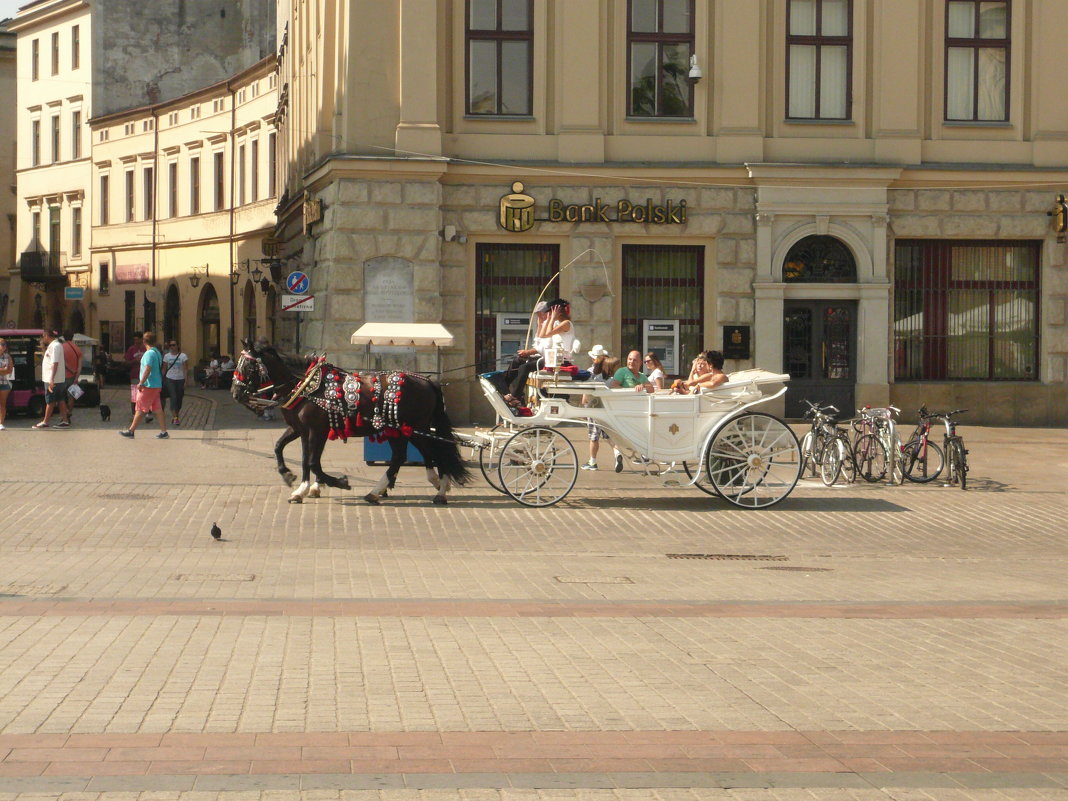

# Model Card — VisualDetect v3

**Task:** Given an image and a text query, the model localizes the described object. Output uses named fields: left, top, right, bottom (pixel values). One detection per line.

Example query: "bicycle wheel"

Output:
left=901, top=438, right=944, bottom=483
left=948, top=438, right=968, bottom=490
left=800, top=431, right=817, bottom=478
left=818, top=439, right=841, bottom=486
left=888, top=433, right=904, bottom=484
left=853, top=434, right=888, bottom=483
left=838, top=437, right=857, bottom=484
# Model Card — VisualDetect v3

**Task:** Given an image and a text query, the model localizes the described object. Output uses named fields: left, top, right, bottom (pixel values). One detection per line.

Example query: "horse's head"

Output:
left=231, top=339, right=271, bottom=408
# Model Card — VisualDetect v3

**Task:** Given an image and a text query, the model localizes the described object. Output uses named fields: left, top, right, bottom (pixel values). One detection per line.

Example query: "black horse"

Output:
left=231, top=341, right=470, bottom=504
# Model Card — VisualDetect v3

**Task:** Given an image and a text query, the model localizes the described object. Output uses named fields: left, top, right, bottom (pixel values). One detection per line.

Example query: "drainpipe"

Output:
left=151, top=105, right=159, bottom=310
left=227, top=80, right=237, bottom=357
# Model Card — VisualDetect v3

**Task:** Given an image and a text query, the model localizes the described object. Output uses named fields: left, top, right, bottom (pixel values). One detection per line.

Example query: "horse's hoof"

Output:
left=432, top=495, right=448, bottom=505
left=307, top=488, right=321, bottom=499
left=281, top=472, right=296, bottom=487
left=337, top=477, right=351, bottom=490
left=288, top=496, right=303, bottom=504
left=380, top=489, right=389, bottom=498
left=364, top=493, right=381, bottom=505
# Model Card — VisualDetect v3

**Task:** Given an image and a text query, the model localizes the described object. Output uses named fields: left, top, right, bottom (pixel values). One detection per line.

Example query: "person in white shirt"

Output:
left=33, top=330, right=69, bottom=429
left=644, top=353, right=666, bottom=390
left=161, top=340, right=189, bottom=425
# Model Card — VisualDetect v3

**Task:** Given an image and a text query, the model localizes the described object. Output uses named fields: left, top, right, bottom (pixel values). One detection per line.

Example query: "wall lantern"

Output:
left=189, top=264, right=208, bottom=288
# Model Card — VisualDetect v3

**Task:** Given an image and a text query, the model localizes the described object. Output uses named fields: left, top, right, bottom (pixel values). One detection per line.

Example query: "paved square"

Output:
left=1, top=389, right=1067, bottom=799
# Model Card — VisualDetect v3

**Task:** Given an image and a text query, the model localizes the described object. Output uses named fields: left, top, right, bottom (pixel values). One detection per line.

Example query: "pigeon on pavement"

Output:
left=211, top=522, right=222, bottom=541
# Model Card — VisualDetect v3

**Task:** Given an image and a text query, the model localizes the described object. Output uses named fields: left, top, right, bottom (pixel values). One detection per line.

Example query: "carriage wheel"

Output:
left=478, top=424, right=509, bottom=495
left=704, top=413, right=801, bottom=508
left=497, top=427, right=578, bottom=507
left=681, top=462, right=718, bottom=496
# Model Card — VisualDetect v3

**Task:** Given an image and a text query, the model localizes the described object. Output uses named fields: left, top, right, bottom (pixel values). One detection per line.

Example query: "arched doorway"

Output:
left=198, top=283, right=220, bottom=359
left=242, top=283, right=257, bottom=344
left=68, top=305, right=85, bottom=335
left=781, top=236, right=859, bottom=417
left=163, top=284, right=181, bottom=344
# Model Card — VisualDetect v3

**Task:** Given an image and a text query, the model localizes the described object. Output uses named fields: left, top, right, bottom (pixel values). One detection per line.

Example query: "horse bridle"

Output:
left=234, top=350, right=286, bottom=410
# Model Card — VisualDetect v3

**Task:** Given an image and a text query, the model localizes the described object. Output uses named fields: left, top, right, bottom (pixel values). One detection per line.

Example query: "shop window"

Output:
left=894, top=240, right=1038, bottom=381
left=621, top=245, right=703, bottom=368
left=475, top=243, right=558, bottom=371
left=627, top=0, right=695, bottom=118
left=787, top=0, right=852, bottom=120
left=783, top=235, right=857, bottom=282
left=945, top=0, right=1010, bottom=122
left=466, top=0, right=533, bottom=116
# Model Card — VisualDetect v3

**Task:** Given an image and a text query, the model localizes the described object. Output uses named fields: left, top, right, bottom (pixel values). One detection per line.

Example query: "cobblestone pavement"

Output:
left=1, top=391, right=1067, bottom=800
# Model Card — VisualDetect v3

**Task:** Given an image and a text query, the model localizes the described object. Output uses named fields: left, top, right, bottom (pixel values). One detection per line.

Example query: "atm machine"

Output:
left=642, top=319, right=680, bottom=375
left=496, top=312, right=535, bottom=367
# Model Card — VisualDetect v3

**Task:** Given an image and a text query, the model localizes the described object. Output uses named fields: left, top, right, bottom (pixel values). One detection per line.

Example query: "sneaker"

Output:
left=581, top=461, right=598, bottom=471
left=119, top=429, right=134, bottom=438
left=32, top=421, right=50, bottom=429
left=172, top=417, right=180, bottom=425
left=614, top=452, right=624, bottom=473
left=0, top=424, right=6, bottom=430
left=156, top=431, right=169, bottom=439
left=56, top=421, right=71, bottom=428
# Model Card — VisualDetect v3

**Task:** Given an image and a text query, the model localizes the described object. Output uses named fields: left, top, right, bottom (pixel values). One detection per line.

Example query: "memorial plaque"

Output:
left=723, top=325, right=751, bottom=360
left=363, top=257, right=414, bottom=323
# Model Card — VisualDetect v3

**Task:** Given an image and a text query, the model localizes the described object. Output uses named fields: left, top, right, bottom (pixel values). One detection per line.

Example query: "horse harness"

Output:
left=287, top=358, right=410, bottom=443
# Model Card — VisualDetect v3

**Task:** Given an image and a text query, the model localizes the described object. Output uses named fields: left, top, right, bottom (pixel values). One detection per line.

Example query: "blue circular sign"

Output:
left=286, top=271, right=310, bottom=294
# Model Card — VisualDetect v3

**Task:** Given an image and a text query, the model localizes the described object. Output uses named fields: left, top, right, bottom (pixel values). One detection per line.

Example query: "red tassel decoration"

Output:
left=328, top=429, right=338, bottom=441
left=355, top=412, right=364, bottom=428
left=400, top=423, right=413, bottom=437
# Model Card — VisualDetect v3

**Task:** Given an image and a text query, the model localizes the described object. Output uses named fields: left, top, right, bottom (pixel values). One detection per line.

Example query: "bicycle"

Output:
left=899, top=405, right=946, bottom=483
left=799, top=401, right=839, bottom=480
left=932, top=408, right=969, bottom=489
left=816, top=414, right=858, bottom=487
left=849, top=408, right=890, bottom=483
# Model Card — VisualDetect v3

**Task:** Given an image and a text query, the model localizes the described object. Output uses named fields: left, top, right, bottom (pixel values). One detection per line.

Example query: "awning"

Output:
left=350, top=323, right=455, bottom=347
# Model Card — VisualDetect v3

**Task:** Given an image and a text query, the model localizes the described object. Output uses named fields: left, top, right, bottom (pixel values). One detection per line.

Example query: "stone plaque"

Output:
left=363, top=257, right=414, bottom=323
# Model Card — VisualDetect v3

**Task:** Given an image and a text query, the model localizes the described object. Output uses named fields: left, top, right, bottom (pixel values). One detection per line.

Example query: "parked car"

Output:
left=0, top=329, right=47, bottom=418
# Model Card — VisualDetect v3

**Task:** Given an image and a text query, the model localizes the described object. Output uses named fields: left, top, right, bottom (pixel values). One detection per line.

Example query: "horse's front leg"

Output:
left=289, top=432, right=313, bottom=503
left=365, top=438, right=405, bottom=505
left=308, top=431, right=350, bottom=491
left=275, top=426, right=300, bottom=487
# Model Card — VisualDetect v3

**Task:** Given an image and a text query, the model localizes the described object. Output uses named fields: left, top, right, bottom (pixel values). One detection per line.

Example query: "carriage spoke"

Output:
left=705, top=414, right=801, bottom=508
left=497, top=427, right=578, bottom=507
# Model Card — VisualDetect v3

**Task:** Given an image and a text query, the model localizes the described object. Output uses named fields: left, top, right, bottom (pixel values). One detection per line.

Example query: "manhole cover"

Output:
left=758, top=566, right=832, bottom=572
left=555, top=576, right=633, bottom=584
left=100, top=493, right=155, bottom=501
left=667, top=554, right=788, bottom=561
left=174, top=574, right=257, bottom=582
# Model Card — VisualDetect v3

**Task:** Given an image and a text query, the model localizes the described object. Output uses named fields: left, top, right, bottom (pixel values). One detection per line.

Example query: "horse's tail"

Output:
left=414, top=381, right=472, bottom=485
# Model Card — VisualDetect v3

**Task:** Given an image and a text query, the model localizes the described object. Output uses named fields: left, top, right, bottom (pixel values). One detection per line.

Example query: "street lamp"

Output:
left=189, top=264, right=208, bottom=288
left=250, top=264, right=264, bottom=282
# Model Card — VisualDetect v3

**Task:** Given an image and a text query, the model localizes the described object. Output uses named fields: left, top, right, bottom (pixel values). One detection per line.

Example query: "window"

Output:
left=51, top=115, right=60, bottom=162
left=71, top=25, right=80, bottom=69
left=143, top=166, right=154, bottom=219
left=189, top=156, right=201, bottom=214
left=142, top=120, right=154, bottom=132
left=213, top=151, right=225, bottom=210
left=945, top=0, right=1009, bottom=121
left=466, top=0, right=533, bottom=115
left=622, top=245, right=704, bottom=363
left=98, top=262, right=110, bottom=295
left=250, top=139, right=259, bottom=201
left=190, top=106, right=201, bottom=120
left=894, top=240, right=1038, bottom=381
left=31, top=38, right=39, bottom=81
left=238, top=144, right=246, bottom=205
left=168, top=112, right=178, bottom=126
left=31, top=210, right=41, bottom=247
left=71, top=110, right=81, bottom=159
left=71, top=206, right=82, bottom=257
left=787, top=0, right=852, bottom=120
left=168, top=161, right=178, bottom=217
left=268, top=132, right=277, bottom=197
left=627, top=0, right=695, bottom=117
left=31, top=119, right=40, bottom=166
left=783, top=235, right=857, bottom=282
left=51, top=32, right=59, bottom=75
left=99, top=175, right=109, bottom=225
left=475, top=243, right=559, bottom=369
left=125, top=170, right=135, bottom=222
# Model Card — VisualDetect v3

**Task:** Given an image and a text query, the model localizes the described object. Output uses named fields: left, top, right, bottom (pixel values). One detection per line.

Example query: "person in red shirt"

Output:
left=61, top=330, right=83, bottom=426
left=124, top=334, right=146, bottom=418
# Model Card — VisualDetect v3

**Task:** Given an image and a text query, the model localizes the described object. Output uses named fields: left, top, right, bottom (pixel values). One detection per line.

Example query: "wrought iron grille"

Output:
left=783, top=235, right=857, bottom=282
left=621, top=245, right=703, bottom=371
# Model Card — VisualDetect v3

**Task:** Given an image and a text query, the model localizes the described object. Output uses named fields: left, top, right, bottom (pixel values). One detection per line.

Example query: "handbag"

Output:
left=67, top=382, right=85, bottom=400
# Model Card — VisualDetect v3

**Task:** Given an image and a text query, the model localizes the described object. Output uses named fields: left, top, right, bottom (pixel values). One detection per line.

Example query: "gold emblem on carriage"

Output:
left=669, top=424, right=680, bottom=435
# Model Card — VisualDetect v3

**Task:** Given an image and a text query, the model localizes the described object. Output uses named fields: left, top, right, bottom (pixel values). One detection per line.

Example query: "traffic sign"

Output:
left=282, top=294, right=314, bottom=312
left=286, top=271, right=310, bottom=294
left=64, top=287, right=85, bottom=300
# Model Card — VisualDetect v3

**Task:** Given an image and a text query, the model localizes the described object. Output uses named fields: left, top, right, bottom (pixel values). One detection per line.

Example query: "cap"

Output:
left=533, top=301, right=550, bottom=313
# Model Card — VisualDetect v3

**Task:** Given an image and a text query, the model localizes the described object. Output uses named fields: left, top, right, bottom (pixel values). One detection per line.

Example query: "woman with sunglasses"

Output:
left=643, top=352, right=666, bottom=390
left=0, top=339, right=12, bottom=430
left=161, top=340, right=189, bottom=425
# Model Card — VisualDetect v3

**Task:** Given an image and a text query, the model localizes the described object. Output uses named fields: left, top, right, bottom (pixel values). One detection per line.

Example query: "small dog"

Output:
left=99, top=404, right=111, bottom=422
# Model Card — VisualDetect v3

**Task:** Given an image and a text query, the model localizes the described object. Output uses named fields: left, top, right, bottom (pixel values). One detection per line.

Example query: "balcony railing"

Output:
left=19, top=249, right=66, bottom=282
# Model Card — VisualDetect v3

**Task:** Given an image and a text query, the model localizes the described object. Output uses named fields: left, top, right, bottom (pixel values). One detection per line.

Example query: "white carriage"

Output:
left=473, top=369, right=802, bottom=508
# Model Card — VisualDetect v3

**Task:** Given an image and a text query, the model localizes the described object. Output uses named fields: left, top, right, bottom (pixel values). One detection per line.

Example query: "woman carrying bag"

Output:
left=161, top=340, right=189, bottom=426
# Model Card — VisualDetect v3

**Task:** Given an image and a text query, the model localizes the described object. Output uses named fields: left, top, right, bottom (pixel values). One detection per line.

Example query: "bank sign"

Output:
left=499, top=181, right=687, bottom=232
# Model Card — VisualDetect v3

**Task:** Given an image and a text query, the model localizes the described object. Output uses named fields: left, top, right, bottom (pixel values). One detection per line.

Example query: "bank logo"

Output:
left=499, top=181, right=535, bottom=232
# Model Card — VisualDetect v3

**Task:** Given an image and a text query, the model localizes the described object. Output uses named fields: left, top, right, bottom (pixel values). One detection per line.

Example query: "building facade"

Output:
left=276, top=0, right=1068, bottom=425
left=0, top=20, right=16, bottom=326
left=89, top=57, right=280, bottom=362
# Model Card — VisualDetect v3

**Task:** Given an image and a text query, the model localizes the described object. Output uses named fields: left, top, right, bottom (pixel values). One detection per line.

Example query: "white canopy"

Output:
left=350, top=323, right=454, bottom=347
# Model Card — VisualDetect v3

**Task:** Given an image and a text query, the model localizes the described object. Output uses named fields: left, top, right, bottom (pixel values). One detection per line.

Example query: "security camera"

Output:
left=688, top=54, right=703, bottom=84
